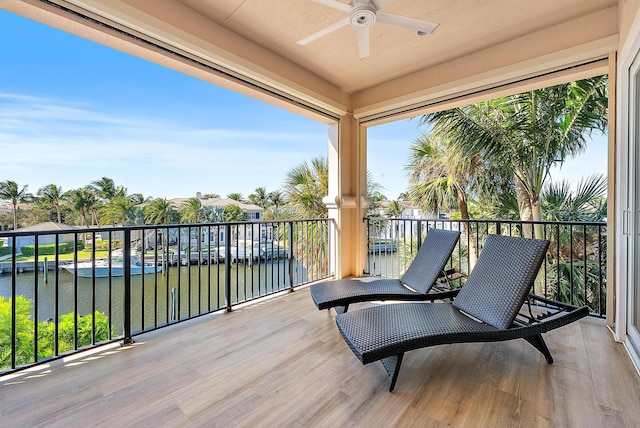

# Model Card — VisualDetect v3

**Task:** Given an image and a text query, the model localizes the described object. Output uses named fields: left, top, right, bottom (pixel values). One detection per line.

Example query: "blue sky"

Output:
left=0, top=9, right=607, bottom=202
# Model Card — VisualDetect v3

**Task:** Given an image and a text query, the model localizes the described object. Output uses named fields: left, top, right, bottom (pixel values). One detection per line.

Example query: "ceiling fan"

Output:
left=296, top=0, right=439, bottom=59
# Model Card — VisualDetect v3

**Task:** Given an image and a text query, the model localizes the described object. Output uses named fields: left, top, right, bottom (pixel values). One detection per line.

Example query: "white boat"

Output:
left=62, top=251, right=162, bottom=278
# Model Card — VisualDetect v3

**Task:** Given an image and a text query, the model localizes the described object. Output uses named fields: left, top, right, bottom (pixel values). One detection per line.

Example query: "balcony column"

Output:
left=324, top=114, right=369, bottom=279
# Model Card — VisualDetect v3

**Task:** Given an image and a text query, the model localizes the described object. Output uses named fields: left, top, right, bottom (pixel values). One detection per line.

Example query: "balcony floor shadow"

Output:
left=1, top=287, right=639, bottom=427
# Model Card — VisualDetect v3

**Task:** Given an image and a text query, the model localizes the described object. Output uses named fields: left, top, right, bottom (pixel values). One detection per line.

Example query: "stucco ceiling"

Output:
left=176, top=0, right=616, bottom=94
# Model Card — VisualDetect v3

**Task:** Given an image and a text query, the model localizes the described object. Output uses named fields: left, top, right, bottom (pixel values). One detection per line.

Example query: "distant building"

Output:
left=167, top=197, right=264, bottom=221
left=164, top=196, right=266, bottom=248
left=9, top=222, right=81, bottom=253
left=373, top=201, right=447, bottom=239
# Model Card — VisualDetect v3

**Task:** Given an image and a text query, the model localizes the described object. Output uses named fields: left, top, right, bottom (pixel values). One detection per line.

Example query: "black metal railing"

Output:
left=365, top=217, right=607, bottom=318
left=0, top=219, right=332, bottom=374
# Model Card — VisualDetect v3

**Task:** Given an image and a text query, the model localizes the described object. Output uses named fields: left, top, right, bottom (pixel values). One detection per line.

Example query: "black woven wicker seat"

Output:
left=310, top=228, right=461, bottom=312
left=335, top=234, right=589, bottom=392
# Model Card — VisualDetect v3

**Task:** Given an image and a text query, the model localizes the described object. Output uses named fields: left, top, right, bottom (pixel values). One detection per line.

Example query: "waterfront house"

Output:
left=1, top=0, right=640, bottom=425
left=11, top=222, right=80, bottom=254
left=167, top=197, right=265, bottom=246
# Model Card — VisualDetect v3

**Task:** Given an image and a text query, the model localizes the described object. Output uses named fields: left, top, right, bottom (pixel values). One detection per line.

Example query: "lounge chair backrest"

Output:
left=400, top=228, right=460, bottom=295
left=453, top=234, right=550, bottom=330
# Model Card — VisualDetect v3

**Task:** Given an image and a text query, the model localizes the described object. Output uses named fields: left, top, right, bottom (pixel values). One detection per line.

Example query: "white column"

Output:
left=324, top=114, right=369, bottom=279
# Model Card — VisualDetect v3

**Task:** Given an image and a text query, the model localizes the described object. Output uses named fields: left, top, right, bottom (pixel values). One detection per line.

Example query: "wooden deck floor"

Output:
left=1, top=286, right=640, bottom=427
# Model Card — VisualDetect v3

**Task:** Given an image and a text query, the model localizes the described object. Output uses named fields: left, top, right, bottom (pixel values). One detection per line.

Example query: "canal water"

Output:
left=0, top=260, right=304, bottom=336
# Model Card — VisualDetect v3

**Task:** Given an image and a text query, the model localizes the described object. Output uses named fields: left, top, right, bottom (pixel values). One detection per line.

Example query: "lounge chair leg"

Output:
left=525, top=334, right=554, bottom=364
left=380, top=353, right=404, bottom=392
left=334, top=304, right=349, bottom=314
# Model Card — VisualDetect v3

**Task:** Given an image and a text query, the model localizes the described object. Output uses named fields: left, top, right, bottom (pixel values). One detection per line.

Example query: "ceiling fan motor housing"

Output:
left=349, top=1, right=377, bottom=28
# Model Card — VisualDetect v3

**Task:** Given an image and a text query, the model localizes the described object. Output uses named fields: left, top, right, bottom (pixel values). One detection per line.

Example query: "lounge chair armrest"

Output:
left=511, top=294, right=590, bottom=334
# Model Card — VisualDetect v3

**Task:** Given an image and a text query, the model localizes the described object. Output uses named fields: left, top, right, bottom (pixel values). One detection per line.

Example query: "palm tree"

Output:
left=90, top=177, right=123, bottom=201
left=268, top=190, right=284, bottom=210
left=143, top=198, right=178, bottom=225
left=407, top=134, right=489, bottom=222
left=541, top=175, right=607, bottom=310
left=37, top=184, right=66, bottom=223
left=202, top=206, right=224, bottom=222
left=142, top=198, right=178, bottom=251
left=541, top=174, right=607, bottom=222
left=202, top=193, right=220, bottom=199
left=226, top=193, right=245, bottom=203
left=385, top=200, right=404, bottom=218
left=99, top=195, right=137, bottom=226
left=222, top=204, right=248, bottom=222
left=283, top=156, right=329, bottom=219
left=263, top=190, right=286, bottom=220
left=406, top=134, right=496, bottom=267
left=180, top=197, right=203, bottom=223
left=129, top=193, right=147, bottom=205
left=420, top=76, right=608, bottom=238
left=248, top=187, right=270, bottom=208
left=67, top=187, right=98, bottom=226
left=0, top=180, right=31, bottom=230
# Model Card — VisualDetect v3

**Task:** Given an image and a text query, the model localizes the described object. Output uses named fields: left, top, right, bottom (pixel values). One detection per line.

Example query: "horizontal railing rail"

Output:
left=365, top=217, right=607, bottom=318
left=0, top=218, right=332, bottom=375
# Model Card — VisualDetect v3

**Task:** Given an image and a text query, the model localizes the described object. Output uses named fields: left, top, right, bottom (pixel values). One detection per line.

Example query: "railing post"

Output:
left=225, top=223, right=232, bottom=312
left=288, top=221, right=294, bottom=292
left=416, top=220, right=423, bottom=250
left=363, top=217, right=370, bottom=275
left=122, top=229, right=133, bottom=344
left=10, top=240, right=16, bottom=369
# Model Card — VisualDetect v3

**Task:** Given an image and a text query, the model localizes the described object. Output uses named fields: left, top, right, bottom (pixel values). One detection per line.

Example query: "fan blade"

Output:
left=296, top=17, right=350, bottom=45
left=357, top=27, right=370, bottom=59
left=372, top=0, right=395, bottom=10
left=376, top=11, right=439, bottom=34
left=311, top=0, right=351, bottom=13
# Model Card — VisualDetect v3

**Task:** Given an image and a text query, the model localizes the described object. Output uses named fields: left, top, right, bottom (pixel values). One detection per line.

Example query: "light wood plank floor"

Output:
left=1, top=286, right=639, bottom=427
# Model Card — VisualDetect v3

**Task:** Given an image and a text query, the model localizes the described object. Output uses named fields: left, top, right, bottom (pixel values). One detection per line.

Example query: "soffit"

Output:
left=177, top=0, right=616, bottom=94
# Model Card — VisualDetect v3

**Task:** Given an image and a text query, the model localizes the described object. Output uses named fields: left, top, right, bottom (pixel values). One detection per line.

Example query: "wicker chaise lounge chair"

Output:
left=310, top=228, right=461, bottom=313
left=335, top=234, right=590, bottom=392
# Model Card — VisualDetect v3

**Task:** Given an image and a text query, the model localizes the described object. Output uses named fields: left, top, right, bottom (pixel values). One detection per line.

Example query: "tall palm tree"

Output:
left=90, top=177, right=123, bottom=201
left=143, top=198, right=178, bottom=225
left=0, top=180, right=31, bottom=230
left=37, top=184, right=66, bottom=223
left=129, top=193, right=147, bottom=205
left=143, top=198, right=179, bottom=251
left=248, top=187, right=270, bottom=208
left=283, top=156, right=328, bottom=219
left=180, top=197, right=203, bottom=223
left=406, top=134, right=497, bottom=267
left=420, top=76, right=608, bottom=238
left=202, top=193, right=220, bottom=199
left=406, top=134, right=488, bottom=222
left=268, top=190, right=284, bottom=211
left=226, top=193, right=245, bottom=203
left=385, top=200, right=404, bottom=218
left=67, top=187, right=98, bottom=226
left=99, top=195, right=137, bottom=226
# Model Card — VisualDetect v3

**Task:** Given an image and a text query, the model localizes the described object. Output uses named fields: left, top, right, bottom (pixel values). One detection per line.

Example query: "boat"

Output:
left=62, top=251, right=162, bottom=278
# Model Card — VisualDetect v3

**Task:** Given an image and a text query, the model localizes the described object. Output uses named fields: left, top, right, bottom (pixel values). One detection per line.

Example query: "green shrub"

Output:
left=0, top=296, right=113, bottom=370
left=20, top=242, right=75, bottom=257
left=83, top=239, right=118, bottom=251
left=0, top=246, right=11, bottom=257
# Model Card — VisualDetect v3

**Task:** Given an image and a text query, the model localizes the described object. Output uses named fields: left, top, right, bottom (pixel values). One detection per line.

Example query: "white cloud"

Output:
left=0, top=93, right=326, bottom=197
